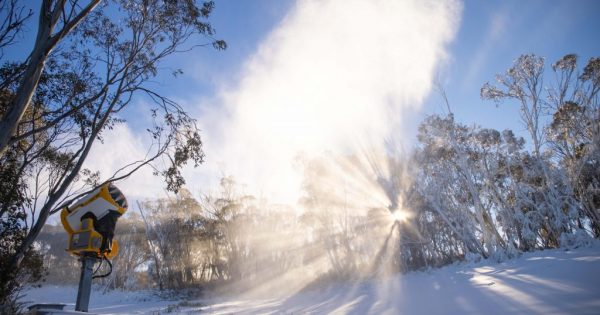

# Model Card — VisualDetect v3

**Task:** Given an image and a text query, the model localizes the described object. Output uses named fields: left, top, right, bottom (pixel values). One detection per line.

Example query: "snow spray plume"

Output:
left=198, top=0, right=461, bottom=297
left=198, top=0, right=461, bottom=203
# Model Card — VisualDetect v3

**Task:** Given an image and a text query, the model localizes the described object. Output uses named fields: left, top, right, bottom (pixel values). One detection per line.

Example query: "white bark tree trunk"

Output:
left=0, top=0, right=99, bottom=156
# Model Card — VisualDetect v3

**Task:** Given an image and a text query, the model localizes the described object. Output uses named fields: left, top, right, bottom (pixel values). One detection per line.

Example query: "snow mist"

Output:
left=202, top=0, right=460, bottom=201
left=198, top=0, right=461, bottom=296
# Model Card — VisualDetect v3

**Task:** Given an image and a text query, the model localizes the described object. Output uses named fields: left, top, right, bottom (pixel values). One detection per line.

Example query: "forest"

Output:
left=30, top=54, right=600, bottom=295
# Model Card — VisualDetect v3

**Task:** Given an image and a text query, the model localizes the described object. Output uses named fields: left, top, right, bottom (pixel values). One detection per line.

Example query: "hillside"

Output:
left=24, top=243, right=600, bottom=314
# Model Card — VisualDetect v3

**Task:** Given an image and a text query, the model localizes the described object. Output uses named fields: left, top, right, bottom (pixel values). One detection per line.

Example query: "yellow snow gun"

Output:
left=60, top=183, right=128, bottom=259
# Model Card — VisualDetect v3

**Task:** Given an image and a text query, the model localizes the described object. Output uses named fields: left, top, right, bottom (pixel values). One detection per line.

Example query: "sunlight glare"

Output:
left=392, top=209, right=409, bottom=222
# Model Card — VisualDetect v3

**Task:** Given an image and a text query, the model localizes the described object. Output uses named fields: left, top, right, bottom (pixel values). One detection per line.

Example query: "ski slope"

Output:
left=25, top=244, right=600, bottom=314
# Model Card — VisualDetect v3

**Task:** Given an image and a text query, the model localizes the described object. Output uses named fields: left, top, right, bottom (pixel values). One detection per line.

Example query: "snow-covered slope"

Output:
left=25, top=244, right=600, bottom=314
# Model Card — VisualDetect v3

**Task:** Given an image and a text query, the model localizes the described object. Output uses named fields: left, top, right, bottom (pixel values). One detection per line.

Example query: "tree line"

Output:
left=0, top=0, right=225, bottom=311
left=32, top=53, right=600, bottom=295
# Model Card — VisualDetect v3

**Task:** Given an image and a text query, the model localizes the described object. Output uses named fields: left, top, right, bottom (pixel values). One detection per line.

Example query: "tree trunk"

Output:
left=0, top=1, right=54, bottom=156
left=8, top=98, right=109, bottom=274
left=0, top=0, right=100, bottom=156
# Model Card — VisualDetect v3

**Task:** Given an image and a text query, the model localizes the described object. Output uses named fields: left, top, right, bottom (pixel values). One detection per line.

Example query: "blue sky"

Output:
left=3, top=0, right=600, bottom=202
left=149, top=0, right=600, bottom=145
left=172, top=0, right=599, bottom=204
left=145, top=1, right=295, bottom=98
left=5, top=0, right=598, bottom=134
left=429, top=0, right=600, bottom=135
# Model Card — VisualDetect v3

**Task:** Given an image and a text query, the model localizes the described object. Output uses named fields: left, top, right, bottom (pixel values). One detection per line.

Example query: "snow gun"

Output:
left=60, top=183, right=128, bottom=260
left=60, top=183, right=128, bottom=311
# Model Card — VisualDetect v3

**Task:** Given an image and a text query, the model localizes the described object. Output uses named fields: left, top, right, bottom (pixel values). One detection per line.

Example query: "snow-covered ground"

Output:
left=25, top=244, right=600, bottom=314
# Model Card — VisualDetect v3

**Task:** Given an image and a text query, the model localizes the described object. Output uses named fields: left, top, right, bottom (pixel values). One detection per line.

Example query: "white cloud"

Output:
left=82, top=123, right=163, bottom=201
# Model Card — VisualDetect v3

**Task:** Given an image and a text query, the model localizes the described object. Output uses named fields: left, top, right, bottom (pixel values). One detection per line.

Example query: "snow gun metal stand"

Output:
left=26, top=256, right=99, bottom=315
left=59, top=183, right=128, bottom=313
left=75, top=255, right=98, bottom=312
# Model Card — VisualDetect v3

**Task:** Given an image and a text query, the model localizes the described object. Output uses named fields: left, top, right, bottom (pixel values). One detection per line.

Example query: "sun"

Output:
left=391, top=209, right=409, bottom=222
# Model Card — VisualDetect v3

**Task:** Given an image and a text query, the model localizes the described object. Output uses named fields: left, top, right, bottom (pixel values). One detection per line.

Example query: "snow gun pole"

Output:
left=60, top=183, right=129, bottom=313
left=76, top=255, right=97, bottom=312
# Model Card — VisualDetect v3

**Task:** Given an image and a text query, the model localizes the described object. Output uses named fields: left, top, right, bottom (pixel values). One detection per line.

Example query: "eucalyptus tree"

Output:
left=547, top=55, right=600, bottom=236
left=0, top=0, right=32, bottom=59
left=0, top=0, right=226, bottom=291
left=0, top=0, right=101, bottom=156
left=139, top=189, right=204, bottom=289
left=416, top=115, right=496, bottom=258
left=482, top=54, right=598, bottom=241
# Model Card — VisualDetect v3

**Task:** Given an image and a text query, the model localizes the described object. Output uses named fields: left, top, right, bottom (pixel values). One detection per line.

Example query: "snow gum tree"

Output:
left=416, top=115, right=509, bottom=259
left=482, top=53, right=598, bottom=245
left=0, top=0, right=226, bottom=305
left=547, top=55, right=600, bottom=236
